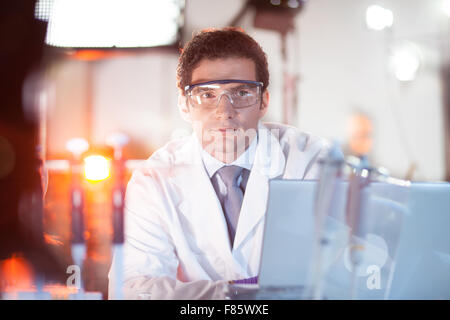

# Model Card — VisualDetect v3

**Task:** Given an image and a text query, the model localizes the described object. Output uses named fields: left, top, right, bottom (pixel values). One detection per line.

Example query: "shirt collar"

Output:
left=201, top=135, right=258, bottom=178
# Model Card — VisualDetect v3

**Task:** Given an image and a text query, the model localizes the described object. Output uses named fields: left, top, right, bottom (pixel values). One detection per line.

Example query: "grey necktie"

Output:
left=216, top=165, right=246, bottom=246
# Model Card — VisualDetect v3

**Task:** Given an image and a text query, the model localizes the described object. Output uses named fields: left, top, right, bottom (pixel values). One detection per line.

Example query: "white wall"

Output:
left=91, top=51, right=187, bottom=158
left=45, top=0, right=448, bottom=181
left=297, top=0, right=446, bottom=180
left=46, top=59, right=91, bottom=157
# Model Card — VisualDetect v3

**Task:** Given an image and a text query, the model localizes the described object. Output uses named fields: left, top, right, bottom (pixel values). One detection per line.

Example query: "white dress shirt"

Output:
left=201, top=135, right=257, bottom=196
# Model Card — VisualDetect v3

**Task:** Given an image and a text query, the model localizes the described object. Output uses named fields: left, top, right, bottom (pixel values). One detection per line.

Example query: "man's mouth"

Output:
left=210, top=128, right=239, bottom=134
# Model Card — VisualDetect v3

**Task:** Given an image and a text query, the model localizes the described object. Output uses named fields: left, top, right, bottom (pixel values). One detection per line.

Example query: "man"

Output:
left=108, top=27, right=329, bottom=299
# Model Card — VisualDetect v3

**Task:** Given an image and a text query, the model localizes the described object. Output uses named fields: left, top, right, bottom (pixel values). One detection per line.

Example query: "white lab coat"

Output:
left=108, top=122, right=330, bottom=299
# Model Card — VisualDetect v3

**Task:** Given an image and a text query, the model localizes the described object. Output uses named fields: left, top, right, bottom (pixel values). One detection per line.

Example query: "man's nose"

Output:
left=215, top=93, right=236, bottom=118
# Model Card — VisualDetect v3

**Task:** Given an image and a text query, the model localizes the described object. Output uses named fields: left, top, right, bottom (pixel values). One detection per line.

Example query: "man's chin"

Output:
left=203, top=138, right=248, bottom=161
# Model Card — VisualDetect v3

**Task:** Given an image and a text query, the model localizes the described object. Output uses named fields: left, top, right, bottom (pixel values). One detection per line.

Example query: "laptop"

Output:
left=229, top=179, right=450, bottom=300
left=228, top=179, right=318, bottom=299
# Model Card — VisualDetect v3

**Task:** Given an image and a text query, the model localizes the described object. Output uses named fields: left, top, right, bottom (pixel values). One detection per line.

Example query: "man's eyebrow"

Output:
left=193, top=86, right=217, bottom=92
left=191, top=82, right=255, bottom=91
left=229, top=84, right=253, bottom=90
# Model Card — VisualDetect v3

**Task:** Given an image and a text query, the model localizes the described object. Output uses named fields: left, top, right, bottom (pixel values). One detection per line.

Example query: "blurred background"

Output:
left=1, top=0, right=449, bottom=299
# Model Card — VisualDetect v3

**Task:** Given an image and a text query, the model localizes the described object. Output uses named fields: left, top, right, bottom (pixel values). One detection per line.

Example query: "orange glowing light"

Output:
left=73, top=50, right=115, bottom=61
left=43, top=233, right=64, bottom=246
left=0, top=255, right=35, bottom=291
left=84, top=155, right=110, bottom=181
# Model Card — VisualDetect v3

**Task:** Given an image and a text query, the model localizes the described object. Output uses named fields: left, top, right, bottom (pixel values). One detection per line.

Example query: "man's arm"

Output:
left=108, top=168, right=227, bottom=300
left=119, top=276, right=228, bottom=300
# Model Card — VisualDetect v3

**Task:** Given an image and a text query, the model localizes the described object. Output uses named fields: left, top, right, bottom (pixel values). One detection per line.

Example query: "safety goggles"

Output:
left=184, top=79, right=263, bottom=110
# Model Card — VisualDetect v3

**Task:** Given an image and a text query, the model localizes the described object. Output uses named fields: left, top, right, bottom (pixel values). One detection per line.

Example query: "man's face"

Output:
left=184, top=57, right=269, bottom=163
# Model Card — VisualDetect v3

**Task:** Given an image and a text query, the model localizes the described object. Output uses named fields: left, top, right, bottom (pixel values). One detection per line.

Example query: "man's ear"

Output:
left=259, top=90, right=269, bottom=118
left=178, top=91, right=191, bottom=123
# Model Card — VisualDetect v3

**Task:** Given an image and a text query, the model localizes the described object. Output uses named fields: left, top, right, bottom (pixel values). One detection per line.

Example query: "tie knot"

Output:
left=217, top=165, right=243, bottom=188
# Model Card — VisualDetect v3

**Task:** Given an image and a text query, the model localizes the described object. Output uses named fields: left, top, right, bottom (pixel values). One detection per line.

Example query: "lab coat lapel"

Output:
left=233, top=123, right=286, bottom=251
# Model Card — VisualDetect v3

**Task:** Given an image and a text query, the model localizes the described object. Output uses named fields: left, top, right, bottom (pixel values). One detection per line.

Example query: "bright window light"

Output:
left=45, top=0, right=184, bottom=48
left=390, top=43, right=422, bottom=82
left=84, top=155, right=110, bottom=181
left=366, top=5, right=394, bottom=31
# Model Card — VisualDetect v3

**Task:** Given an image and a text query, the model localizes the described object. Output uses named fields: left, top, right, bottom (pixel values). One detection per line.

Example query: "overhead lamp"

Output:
left=41, top=0, right=184, bottom=48
left=35, top=0, right=53, bottom=21
left=366, top=5, right=394, bottom=31
left=244, top=0, right=306, bottom=36
left=443, top=0, right=450, bottom=17
left=389, top=42, right=422, bottom=82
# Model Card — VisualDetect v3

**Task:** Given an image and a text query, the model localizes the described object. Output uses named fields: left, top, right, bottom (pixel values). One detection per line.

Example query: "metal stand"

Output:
left=107, top=133, right=129, bottom=300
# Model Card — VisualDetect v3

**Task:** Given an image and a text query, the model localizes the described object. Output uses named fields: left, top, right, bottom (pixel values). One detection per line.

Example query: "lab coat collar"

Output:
left=252, top=121, right=286, bottom=179
left=177, top=121, right=285, bottom=178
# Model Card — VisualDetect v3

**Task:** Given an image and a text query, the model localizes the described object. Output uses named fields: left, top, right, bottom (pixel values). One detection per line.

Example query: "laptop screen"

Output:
left=258, top=179, right=446, bottom=299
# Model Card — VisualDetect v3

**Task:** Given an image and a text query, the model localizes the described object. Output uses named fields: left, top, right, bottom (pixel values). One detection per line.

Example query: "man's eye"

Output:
left=236, top=90, right=251, bottom=97
left=201, top=92, right=215, bottom=99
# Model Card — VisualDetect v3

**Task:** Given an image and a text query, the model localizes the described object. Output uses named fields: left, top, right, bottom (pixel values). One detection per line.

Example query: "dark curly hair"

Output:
left=177, top=27, right=269, bottom=94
